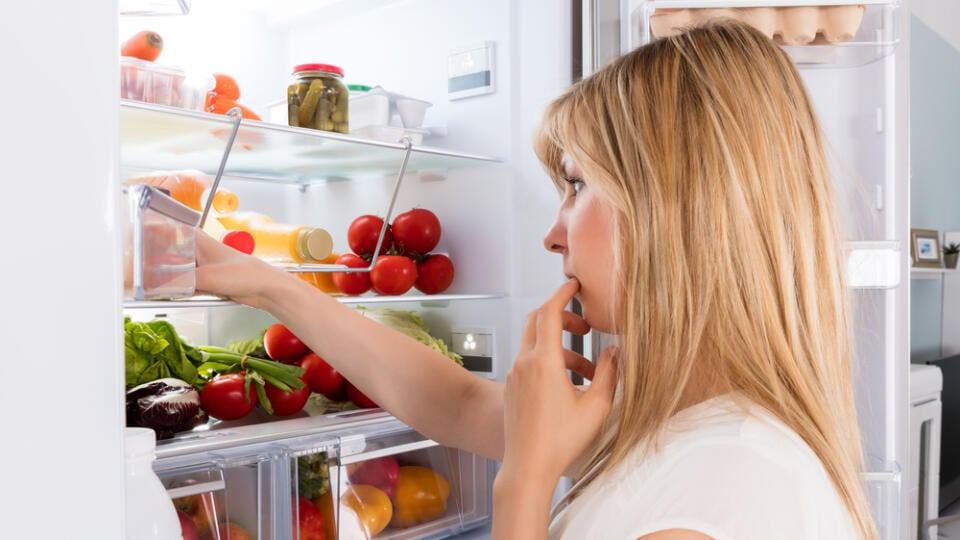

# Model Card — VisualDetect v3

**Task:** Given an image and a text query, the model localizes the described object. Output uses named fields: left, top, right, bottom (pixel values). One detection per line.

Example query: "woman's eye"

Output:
left=564, top=176, right=584, bottom=197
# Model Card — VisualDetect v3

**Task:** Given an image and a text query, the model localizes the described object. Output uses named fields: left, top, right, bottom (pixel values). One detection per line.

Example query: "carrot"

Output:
left=213, top=73, right=241, bottom=101
left=121, top=30, right=163, bottom=62
left=209, top=96, right=262, bottom=121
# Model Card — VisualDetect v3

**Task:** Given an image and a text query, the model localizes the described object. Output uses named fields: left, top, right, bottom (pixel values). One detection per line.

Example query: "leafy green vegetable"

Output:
left=356, top=308, right=463, bottom=365
left=225, top=330, right=268, bottom=359
left=124, top=317, right=198, bottom=387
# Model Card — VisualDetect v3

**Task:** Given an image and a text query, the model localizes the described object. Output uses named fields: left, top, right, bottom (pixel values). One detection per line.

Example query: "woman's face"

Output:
left=543, top=157, right=617, bottom=333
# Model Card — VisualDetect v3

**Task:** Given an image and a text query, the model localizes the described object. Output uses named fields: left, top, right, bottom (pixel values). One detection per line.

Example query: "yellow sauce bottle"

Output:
left=217, top=212, right=333, bottom=263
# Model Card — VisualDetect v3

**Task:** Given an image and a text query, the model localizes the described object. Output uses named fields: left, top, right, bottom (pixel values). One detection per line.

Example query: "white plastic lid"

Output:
left=125, top=427, right=157, bottom=458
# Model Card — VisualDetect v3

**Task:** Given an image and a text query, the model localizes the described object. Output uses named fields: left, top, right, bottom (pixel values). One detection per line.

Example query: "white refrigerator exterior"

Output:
left=587, top=0, right=911, bottom=537
left=1, top=1, right=128, bottom=540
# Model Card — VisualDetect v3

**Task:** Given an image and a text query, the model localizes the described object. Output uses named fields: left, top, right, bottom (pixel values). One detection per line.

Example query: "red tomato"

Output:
left=370, top=255, right=417, bottom=296
left=332, top=253, right=373, bottom=296
left=348, top=456, right=400, bottom=499
left=347, top=382, right=379, bottom=409
left=264, top=323, right=308, bottom=363
left=263, top=378, right=311, bottom=416
left=348, top=214, right=393, bottom=257
left=294, top=496, right=326, bottom=540
left=177, top=510, right=200, bottom=540
left=415, top=254, right=455, bottom=294
left=200, top=373, right=257, bottom=421
left=391, top=208, right=441, bottom=257
left=299, top=352, right=346, bottom=399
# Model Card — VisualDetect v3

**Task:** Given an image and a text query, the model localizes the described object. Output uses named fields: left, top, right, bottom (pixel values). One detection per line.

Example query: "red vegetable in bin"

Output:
left=294, top=495, right=327, bottom=540
left=348, top=456, right=401, bottom=499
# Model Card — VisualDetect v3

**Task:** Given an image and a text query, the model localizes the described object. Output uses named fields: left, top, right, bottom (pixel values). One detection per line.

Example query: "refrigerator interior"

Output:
left=119, top=0, right=575, bottom=538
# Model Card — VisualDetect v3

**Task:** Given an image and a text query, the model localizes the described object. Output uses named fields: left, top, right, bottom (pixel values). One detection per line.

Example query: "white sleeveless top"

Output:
left=548, top=394, right=858, bottom=539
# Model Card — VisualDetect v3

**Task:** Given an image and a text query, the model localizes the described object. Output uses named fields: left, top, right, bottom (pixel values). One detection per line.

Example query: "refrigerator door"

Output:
left=588, top=0, right=910, bottom=537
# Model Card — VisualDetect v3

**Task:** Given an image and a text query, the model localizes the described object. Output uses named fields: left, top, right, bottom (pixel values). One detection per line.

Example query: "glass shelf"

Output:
left=124, top=293, right=504, bottom=310
left=119, top=0, right=191, bottom=16
left=630, top=0, right=900, bottom=68
left=120, top=100, right=500, bottom=183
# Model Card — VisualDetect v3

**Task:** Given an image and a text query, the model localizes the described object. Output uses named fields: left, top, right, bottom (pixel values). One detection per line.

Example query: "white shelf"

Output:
left=120, top=101, right=500, bottom=183
left=644, top=0, right=896, bottom=7
left=911, top=267, right=958, bottom=280
left=124, top=293, right=504, bottom=309
left=631, top=0, right=901, bottom=68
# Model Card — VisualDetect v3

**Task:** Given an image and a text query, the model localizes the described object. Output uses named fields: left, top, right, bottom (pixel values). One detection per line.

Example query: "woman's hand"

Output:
left=491, top=279, right=618, bottom=539
left=194, top=230, right=288, bottom=309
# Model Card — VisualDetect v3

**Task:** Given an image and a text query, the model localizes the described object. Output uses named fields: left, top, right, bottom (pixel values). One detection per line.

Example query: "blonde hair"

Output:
left=535, top=20, right=874, bottom=539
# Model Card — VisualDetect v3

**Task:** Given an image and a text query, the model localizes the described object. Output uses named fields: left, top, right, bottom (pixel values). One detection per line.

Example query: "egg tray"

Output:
left=650, top=5, right=866, bottom=46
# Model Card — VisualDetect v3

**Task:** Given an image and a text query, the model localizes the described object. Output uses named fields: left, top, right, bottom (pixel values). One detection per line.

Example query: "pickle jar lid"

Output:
left=293, top=63, right=344, bottom=77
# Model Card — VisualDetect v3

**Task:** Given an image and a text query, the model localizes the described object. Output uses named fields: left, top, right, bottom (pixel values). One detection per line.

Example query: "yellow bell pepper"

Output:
left=341, top=484, right=393, bottom=537
left=390, top=466, right=451, bottom=528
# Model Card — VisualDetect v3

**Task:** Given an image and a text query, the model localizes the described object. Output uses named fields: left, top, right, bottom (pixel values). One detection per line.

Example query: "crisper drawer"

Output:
left=155, top=444, right=290, bottom=540
left=286, top=427, right=493, bottom=540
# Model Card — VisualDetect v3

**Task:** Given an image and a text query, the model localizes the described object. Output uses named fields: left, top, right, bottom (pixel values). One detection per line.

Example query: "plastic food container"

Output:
left=649, top=5, right=866, bottom=46
left=349, top=87, right=391, bottom=129
left=395, top=97, right=432, bottom=129
left=123, top=184, right=201, bottom=300
left=120, top=57, right=210, bottom=110
left=287, top=63, right=349, bottom=133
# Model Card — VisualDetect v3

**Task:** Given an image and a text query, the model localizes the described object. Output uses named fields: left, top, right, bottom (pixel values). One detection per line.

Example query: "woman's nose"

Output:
left=543, top=219, right=566, bottom=253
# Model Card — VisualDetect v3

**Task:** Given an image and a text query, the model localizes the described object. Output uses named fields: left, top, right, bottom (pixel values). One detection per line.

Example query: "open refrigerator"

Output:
left=0, top=0, right=910, bottom=539
left=605, top=1, right=910, bottom=538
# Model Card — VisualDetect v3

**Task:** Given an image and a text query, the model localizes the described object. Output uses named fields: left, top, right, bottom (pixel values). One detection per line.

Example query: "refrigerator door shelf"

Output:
left=120, top=100, right=500, bottom=185
left=631, top=1, right=900, bottom=68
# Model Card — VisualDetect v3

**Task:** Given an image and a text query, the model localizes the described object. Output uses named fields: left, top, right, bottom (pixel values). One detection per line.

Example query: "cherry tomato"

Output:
left=347, top=382, right=379, bottom=409
left=348, top=215, right=392, bottom=257
left=391, top=208, right=441, bottom=257
left=299, top=352, right=346, bottom=399
left=200, top=373, right=257, bottom=421
left=263, top=378, right=311, bottom=416
left=370, top=255, right=417, bottom=296
left=264, top=323, right=308, bottom=363
left=332, top=253, right=373, bottom=296
left=414, top=254, right=455, bottom=294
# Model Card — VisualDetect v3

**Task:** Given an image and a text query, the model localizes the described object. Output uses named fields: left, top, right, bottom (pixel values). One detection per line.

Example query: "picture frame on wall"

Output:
left=911, top=228, right=943, bottom=268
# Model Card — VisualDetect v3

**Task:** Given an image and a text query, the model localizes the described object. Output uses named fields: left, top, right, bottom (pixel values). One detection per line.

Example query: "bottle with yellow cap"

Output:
left=217, top=211, right=333, bottom=263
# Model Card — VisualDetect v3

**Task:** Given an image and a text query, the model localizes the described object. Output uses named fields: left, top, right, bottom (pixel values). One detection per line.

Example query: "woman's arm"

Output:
left=261, top=274, right=508, bottom=459
left=195, top=232, right=506, bottom=459
left=492, top=280, right=618, bottom=539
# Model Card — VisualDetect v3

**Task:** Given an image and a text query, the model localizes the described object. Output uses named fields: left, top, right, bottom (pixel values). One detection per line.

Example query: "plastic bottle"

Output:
left=217, top=211, right=333, bottom=263
left=202, top=213, right=256, bottom=254
left=125, top=427, right=182, bottom=540
left=202, top=187, right=240, bottom=214
left=127, top=170, right=212, bottom=212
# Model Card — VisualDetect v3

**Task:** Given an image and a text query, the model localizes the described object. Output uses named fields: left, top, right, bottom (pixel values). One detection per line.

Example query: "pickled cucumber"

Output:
left=287, top=71, right=348, bottom=133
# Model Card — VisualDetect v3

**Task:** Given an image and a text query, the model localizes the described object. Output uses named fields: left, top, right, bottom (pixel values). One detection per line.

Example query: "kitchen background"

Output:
left=910, top=0, right=960, bottom=361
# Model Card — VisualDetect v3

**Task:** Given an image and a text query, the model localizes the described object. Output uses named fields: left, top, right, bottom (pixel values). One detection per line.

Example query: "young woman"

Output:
left=195, top=20, right=874, bottom=540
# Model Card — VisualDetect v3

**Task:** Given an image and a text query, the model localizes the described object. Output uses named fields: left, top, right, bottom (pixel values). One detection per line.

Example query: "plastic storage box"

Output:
left=123, top=184, right=201, bottom=300
left=120, top=56, right=211, bottom=110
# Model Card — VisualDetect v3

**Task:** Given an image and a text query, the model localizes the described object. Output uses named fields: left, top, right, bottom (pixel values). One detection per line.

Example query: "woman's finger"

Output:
left=563, top=350, right=596, bottom=381
left=535, top=279, right=580, bottom=349
left=584, top=346, right=619, bottom=413
left=561, top=310, right=590, bottom=335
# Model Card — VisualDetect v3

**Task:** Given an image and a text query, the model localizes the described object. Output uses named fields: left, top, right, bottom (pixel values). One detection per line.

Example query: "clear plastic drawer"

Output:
left=287, top=427, right=492, bottom=540
left=123, top=184, right=200, bottom=300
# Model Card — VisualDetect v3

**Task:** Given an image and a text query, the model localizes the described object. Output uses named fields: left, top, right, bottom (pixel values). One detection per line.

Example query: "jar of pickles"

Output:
left=288, top=63, right=348, bottom=133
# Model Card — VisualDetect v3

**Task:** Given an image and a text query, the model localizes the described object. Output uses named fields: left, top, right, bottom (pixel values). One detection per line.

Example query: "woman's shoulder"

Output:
left=549, top=394, right=857, bottom=540
left=656, top=393, right=823, bottom=468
